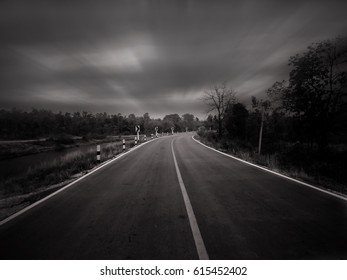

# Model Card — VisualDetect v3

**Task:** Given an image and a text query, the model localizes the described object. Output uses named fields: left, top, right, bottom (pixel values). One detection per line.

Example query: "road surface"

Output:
left=0, top=133, right=346, bottom=259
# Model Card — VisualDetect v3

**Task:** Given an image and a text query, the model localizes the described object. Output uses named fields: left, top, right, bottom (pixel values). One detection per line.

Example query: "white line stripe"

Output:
left=171, top=139, right=209, bottom=260
left=0, top=137, right=163, bottom=227
left=192, top=135, right=347, bottom=202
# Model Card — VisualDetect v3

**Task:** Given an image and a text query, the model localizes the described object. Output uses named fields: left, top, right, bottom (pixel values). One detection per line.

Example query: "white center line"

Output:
left=171, top=139, right=209, bottom=260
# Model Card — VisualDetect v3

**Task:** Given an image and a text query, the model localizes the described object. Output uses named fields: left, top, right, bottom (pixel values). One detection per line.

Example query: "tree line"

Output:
left=0, top=109, right=201, bottom=140
left=202, top=36, right=347, bottom=153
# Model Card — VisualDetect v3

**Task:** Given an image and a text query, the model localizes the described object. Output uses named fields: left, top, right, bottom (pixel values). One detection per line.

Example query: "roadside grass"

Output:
left=196, top=132, right=347, bottom=196
left=0, top=137, right=155, bottom=221
left=0, top=134, right=141, bottom=160
left=0, top=142, right=55, bottom=160
left=0, top=140, right=136, bottom=198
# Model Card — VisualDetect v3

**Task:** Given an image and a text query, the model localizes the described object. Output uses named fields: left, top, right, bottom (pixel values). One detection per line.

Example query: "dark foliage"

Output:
left=201, top=36, right=347, bottom=192
left=0, top=110, right=202, bottom=140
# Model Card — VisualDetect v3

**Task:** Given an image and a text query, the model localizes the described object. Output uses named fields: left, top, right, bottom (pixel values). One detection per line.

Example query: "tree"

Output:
left=224, top=102, right=248, bottom=140
left=182, top=113, right=195, bottom=131
left=204, top=114, right=215, bottom=131
left=266, top=80, right=288, bottom=113
left=143, top=112, right=151, bottom=133
left=202, top=82, right=236, bottom=138
left=285, top=36, right=347, bottom=148
left=163, top=114, right=182, bottom=132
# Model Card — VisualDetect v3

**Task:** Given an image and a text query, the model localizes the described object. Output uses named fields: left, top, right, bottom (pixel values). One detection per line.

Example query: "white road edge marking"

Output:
left=171, top=139, right=209, bottom=260
left=192, top=135, right=347, bottom=202
left=0, top=137, right=165, bottom=227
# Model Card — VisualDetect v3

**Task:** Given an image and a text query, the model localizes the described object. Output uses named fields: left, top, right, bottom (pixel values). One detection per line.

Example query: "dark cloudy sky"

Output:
left=0, top=0, right=346, bottom=119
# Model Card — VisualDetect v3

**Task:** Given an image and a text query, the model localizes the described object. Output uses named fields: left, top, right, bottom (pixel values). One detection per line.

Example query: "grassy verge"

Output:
left=0, top=141, right=57, bottom=160
left=0, top=139, right=144, bottom=221
left=0, top=140, right=140, bottom=199
left=195, top=132, right=347, bottom=196
left=0, top=134, right=140, bottom=160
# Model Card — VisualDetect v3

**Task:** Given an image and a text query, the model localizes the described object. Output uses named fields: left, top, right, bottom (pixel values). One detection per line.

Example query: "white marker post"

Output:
left=96, top=145, right=101, bottom=163
left=151, top=134, right=153, bottom=139
left=144, top=135, right=147, bottom=141
left=135, top=125, right=140, bottom=144
left=122, top=139, right=125, bottom=151
left=171, top=127, right=174, bottom=135
left=134, top=136, right=137, bottom=146
left=155, top=126, right=158, bottom=138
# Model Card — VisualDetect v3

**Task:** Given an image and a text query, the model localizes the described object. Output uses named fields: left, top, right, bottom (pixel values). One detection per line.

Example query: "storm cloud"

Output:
left=1, top=0, right=347, bottom=118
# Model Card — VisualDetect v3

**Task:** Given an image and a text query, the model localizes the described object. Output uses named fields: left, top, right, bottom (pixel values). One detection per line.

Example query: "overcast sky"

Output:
left=0, top=0, right=346, bottom=119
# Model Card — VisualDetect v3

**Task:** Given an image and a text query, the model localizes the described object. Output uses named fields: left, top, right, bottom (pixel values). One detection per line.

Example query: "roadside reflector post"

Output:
left=155, top=126, right=158, bottom=138
left=144, top=135, right=147, bottom=141
left=171, top=127, right=174, bottom=135
left=97, top=145, right=101, bottom=163
left=122, top=139, right=125, bottom=151
left=134, top=136, right=137, bottom=146
left=135, top=125, right=140, bottom=144
left=151, top=134, right=153, bottom=139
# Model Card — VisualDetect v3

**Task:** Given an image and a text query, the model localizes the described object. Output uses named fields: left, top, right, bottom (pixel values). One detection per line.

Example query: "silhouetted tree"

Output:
left=224, top=102, right=248, bottom=140
left=202, top=82, right=236, bottom=138
left=182, top=113, right=195, bottom=131
left=204, top=114, right=216, bottom=131
left=285, top=36, right=347, bottom=148
left=163, top=114, right=182, bottom=132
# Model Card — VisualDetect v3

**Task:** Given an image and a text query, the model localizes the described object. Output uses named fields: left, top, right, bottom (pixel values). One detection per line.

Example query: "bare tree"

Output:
left=202, top=82, right=236, bottom=138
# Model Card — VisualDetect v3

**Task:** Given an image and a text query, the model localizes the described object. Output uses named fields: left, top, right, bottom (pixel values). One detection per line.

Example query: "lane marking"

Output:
left=0, top=137, right=166, bottom=227
left=192, top=135, right=347, bottom=202
left=171, top=139, right=209, bottom=260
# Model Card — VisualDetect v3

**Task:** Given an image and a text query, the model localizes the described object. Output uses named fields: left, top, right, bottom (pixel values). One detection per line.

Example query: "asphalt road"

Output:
left=0, top=133, right=346, bottom=259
